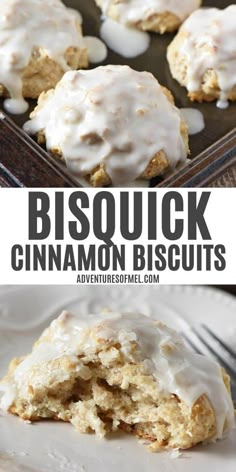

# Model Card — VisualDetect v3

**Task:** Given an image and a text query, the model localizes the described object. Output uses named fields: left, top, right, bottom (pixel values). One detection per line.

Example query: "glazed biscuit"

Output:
left=167, top=6, right=236, bottom=108
left=95, top=0, right=202, bottom=33
left=23, top=65, right=189, bottom=187
left=0, top=0, right=88, bottom=112
left=0, top=312, right=234, bottom=450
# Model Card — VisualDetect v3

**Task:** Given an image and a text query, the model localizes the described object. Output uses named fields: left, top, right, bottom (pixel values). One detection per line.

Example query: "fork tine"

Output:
left=202, top=324, right=236, bottom=360
left=183, top=328, right=236, bottom=402
left=192, top=327, right=236, bottom=381
left=182, top=333, right=202, bottom=354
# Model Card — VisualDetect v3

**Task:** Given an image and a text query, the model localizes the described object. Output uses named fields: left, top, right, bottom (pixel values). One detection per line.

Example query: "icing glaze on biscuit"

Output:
left=168, top=6, right=236, bottom=108
left=97, top=0, right=201, bottom=24
left=23, top=65, right=188, bottom=185
left=0, top=311, right=234, bottom=440
left=0, top=0, right=86, bottom=114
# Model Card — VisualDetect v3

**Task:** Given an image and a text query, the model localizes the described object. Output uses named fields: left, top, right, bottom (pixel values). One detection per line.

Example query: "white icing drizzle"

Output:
left=98, top=0, right=201, bottom=25
left=23, top=65, right=187, bottom=186
left=99, top=0, right=200, bottom=58
left=100, top=17, right=150, bottom=58
left=180, top=108, right=205, bottom=135
left=0, top=311, right=234, bottom=440
left=4, top=98, right=29, bottom=115
left=216, top=96, right=230, bottom=110
left=0, top=0, right=86, bottom=114
left=176, top=6, right=236, bottom=109
left=83, top=37, right=108, bottom=63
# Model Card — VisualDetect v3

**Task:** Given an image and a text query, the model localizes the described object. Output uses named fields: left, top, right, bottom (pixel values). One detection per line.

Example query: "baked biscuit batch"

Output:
left=0, top=0, right=235, bottom=185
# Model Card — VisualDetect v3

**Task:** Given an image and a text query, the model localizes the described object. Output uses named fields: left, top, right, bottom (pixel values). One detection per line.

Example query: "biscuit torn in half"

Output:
left=0, top=311, right=234, bottom=451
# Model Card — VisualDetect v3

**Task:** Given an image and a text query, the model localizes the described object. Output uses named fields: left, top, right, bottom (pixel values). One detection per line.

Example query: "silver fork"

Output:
left=182, top=324, right=236, bottom=402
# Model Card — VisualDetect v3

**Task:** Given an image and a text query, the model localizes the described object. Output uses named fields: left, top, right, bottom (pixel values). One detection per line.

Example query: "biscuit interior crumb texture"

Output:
left=23, top=65, right=189, bottom=187
left=96, top=0, right=202, bottom=33
left=167, top=5, right=236, bottom=107
left=0, top=312, right=234, bottom=451
left=0, top=0, right=88, bottom=106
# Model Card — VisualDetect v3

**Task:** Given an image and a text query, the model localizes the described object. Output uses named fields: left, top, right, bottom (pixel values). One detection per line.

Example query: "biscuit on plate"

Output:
left=0, top=311, right=234, bottom=451
left=23, top=65, right=189, bottom=187
left=167, top=6, right=236, bottom=107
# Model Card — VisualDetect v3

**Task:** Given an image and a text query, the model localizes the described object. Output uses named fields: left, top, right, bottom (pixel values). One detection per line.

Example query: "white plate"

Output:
left=0, top=285, right=235, bottom=472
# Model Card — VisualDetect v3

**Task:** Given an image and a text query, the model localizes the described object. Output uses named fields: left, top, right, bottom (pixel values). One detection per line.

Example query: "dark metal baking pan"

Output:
left=0, top=0, right=235, bottom=187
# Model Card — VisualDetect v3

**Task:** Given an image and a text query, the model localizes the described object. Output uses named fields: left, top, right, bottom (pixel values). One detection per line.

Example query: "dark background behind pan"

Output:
left=0, top=0, right=235, bottom=187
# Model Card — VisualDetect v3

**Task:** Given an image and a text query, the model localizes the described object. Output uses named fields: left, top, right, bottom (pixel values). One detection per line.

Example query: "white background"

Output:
left=0, top=188, right=235, bottom=284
